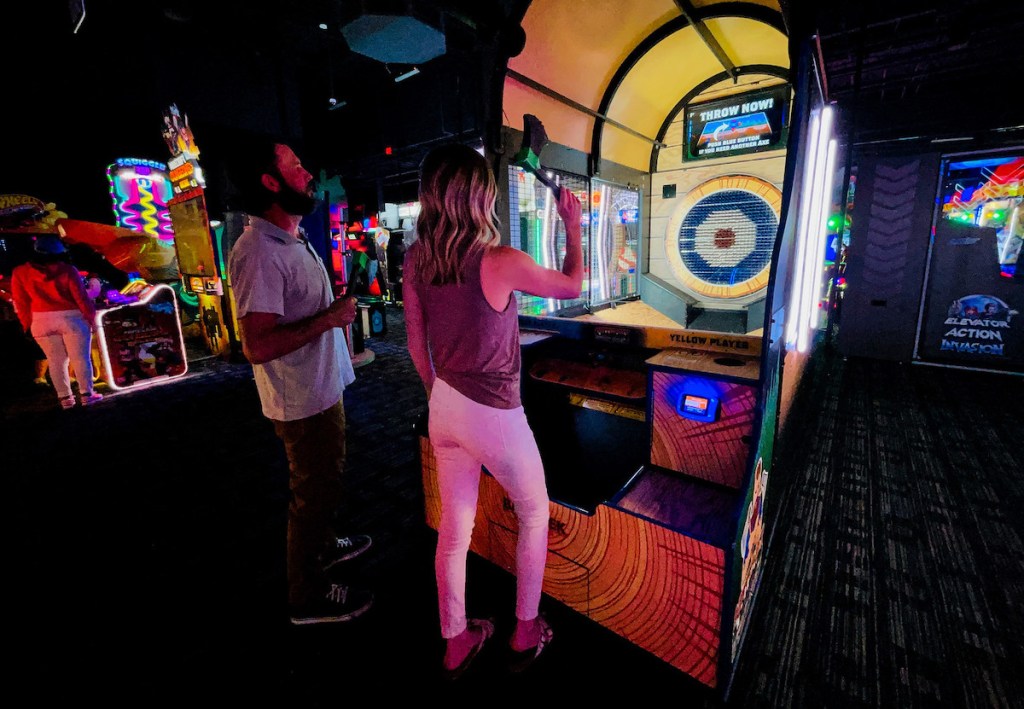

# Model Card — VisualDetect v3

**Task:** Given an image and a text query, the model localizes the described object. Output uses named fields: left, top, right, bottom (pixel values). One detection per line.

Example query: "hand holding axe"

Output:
left=512, top=114, right=561, bottom=200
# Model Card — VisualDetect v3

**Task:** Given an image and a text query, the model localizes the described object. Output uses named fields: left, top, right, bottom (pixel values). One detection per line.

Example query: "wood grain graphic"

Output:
left=422, top=437, right=725, bottom=687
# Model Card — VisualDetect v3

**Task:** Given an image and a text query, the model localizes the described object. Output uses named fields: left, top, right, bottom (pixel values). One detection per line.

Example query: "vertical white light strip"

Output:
left=546, top=177, right=559, bottom=311
left=797, top=106, right=834, bottom=352
left=539, top=181, right=552, bottom=269
left=595, top=185, right=609, bottom=301
left=805, top=138, right=838, bottom=335
left=797, top=107, right=835, bottom=352
left=786, top=111, right=822, bottom=346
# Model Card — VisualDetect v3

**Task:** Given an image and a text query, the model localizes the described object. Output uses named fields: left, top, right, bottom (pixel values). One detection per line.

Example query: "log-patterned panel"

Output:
left=489, top=524, right=591, bottom=613
left=422, top=437, right=724, bottom=687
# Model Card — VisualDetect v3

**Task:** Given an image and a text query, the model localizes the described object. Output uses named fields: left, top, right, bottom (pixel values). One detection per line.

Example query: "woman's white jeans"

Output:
left=429, top=378, right=550, bottom=639
left=31, top=310, right=94, bottom=400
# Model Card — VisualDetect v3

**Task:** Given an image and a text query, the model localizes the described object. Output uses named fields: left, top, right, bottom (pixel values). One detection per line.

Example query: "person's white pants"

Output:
left=428, top=377, right=550, bottom=639
left=31, top=310, right=94, bottom=400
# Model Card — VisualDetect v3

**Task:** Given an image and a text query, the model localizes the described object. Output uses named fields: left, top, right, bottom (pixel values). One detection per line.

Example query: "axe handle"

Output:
left=531, top=169, right=562, bottom=200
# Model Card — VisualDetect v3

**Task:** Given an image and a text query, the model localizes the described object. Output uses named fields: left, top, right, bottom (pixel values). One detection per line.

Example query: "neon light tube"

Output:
left=595, top=185, right=608, bottom=301
left=805, top=138, right=838, bottom=336
left=540, top=178, right=552, bottom=269
left=786, top=111, right=822, bottom=346
left=95, top=283, right=189, bottom=392
left=793, top=108, right=827, bottom=346
left=797, top=106, right=834, bottom=352
left=539, top=176, right=555, bottom=311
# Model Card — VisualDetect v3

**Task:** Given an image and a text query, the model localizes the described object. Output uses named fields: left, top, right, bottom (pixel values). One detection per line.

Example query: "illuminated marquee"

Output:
left=168, top=163, right=194, bottom=182
left=0, top=194, right=45, bottom=213
left=0, top=194, right=46, bottom=229
left=162, top=105, right=206, bottom=196
left=107, top=159, right=174, bottom=241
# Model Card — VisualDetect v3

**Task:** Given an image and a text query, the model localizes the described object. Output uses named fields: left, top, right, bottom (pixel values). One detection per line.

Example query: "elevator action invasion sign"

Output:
left=918, top=221, right=1023, bottom=368
left=684, top=85, right=789, bottom=161
left=937, top=294, right=1018, bottom=357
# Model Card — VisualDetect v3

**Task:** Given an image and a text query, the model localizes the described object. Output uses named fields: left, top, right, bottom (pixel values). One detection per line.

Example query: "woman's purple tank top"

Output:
left=417, top=246, right=521, bottom=409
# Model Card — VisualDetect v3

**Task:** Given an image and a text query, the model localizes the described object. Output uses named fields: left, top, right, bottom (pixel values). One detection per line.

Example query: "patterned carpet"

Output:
left=732, top=347, right=1024, bottom=708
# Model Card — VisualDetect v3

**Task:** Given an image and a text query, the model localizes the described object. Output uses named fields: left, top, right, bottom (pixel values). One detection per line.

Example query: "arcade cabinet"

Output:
left=344, top=223, right=387, bottom=340
left=0, top=197, right=188, bottom=392
left=162, top=103, right=237, bottom=358
left=385, top=227, right=408, bottom=304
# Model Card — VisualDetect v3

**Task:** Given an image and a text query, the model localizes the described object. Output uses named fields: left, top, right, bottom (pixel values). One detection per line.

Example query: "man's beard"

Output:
left=275, top=176, right=320, bottom=216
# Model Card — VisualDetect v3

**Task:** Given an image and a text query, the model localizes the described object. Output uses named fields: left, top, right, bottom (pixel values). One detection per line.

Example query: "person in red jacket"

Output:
left=10, top=234, right=103, bottom=409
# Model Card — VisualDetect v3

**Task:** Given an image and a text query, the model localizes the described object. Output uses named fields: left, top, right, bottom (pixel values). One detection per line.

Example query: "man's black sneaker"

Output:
left=321, top=534, right=372, bottom=571
left=290, top=584, right=374, bottom=625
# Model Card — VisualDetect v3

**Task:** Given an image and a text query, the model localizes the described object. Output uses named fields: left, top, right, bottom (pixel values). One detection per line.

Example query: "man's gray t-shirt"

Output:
left=228, top=216, right=355, bottom=422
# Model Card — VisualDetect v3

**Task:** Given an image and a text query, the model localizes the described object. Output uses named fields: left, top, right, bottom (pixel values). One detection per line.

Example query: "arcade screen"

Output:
left=99, top=285, right=187, bottom=388
left=508, top=165, right=590, bottom=316
left=685, top=84, right=789, bottom=161
left=939, top=153, right=1023, bottom=276
left=683, top=395, right=709, bottom=416
left=167, top=194, right=216, bottom=280
left=590, top=180, right=640, bottom=305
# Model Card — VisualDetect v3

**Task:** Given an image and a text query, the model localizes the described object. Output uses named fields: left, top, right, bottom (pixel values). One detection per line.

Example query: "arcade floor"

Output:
left=2, top=307, right=1022, bottom=707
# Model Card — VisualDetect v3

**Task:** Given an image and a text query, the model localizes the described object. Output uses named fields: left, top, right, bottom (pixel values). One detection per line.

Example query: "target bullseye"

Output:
left=665, top=176, right=782, bottom=300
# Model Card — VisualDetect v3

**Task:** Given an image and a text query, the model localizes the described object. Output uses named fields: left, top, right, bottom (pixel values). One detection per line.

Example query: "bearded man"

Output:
left=228, top=139, right=373, bottom=625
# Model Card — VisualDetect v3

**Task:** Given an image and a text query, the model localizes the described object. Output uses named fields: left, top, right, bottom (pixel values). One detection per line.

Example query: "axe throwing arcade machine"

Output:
left=419, top=1, right=838, bottom=697
left=422, top=111, right=770, bottom=690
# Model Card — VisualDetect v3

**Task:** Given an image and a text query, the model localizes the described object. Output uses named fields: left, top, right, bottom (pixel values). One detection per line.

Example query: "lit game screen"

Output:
left=685, top=84, right=789, bottom=161
left=696, top=112, right=771, bottom=147
left=107, top=159, right=174, bottom=242
left=508, top=165, right=590, bottom=316
left=940, top=154, right=1023, bottom=276
left=167, top=194, right=216, bottom=279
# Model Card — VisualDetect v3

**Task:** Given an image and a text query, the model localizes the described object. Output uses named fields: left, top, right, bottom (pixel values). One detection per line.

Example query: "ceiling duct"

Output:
left=339, top=2, right=446, bottom=64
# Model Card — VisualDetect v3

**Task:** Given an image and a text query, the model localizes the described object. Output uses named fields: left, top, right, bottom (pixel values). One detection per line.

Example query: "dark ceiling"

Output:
left=2, top=1, right=1021, bottom=221
left=802, top=0, right=1024, bottom=146
left=2, top=1, right=529, bottom=217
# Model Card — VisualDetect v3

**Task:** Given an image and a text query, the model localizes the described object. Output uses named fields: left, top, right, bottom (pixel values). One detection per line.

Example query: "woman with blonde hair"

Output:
left=404, top=143, right=582, bottom=678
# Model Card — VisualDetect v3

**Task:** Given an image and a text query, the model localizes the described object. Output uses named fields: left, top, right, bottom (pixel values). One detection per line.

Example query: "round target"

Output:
left=664, top=176, right=781, bottom=301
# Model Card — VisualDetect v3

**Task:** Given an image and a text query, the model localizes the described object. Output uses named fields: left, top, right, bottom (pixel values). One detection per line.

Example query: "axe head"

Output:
left=512, top=113, right=549, bottom=171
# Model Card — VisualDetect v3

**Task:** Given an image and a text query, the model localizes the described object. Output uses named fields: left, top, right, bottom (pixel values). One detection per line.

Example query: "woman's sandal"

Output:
left=442, top=618, right=495, bottom=681
left=508, top=615, right=553, bottom=673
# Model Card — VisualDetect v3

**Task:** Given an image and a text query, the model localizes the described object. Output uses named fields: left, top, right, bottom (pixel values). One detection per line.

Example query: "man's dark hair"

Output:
left=225, top=134, right=285, bottom=216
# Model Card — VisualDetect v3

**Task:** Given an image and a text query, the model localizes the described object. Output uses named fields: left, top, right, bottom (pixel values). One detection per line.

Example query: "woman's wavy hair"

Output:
left=413, top=143, right=501, bottom=285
